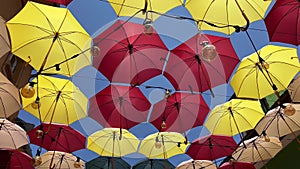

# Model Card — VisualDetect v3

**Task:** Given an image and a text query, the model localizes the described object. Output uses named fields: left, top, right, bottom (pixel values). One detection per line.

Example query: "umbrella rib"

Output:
left=31, top=2, right=57, bottom=33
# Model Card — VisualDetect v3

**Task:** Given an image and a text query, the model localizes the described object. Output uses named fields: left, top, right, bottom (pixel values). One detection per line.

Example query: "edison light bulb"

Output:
left=264, top=135, right=270, bottom=142
left=161, top=121, right=167, bottom=129
left=201, top=41, right=218, bottom=62
left=262, top=61, right=269, bottom=69
left=35, top=129, right=44, bottom=138
left=283, top=104, right=296, bottom=116
left=143, top=19, right=154, bottom=35
left=74, top=158, right=81, bottom=168
left=31, top=99, right=41, bottom=109
left=155, top=136, right=162, bottom=149
left=21, top=85, right=35, bottom=98
left=34, top=155, right=42, bottom=166
left=90, top=46, right=100, bottom=57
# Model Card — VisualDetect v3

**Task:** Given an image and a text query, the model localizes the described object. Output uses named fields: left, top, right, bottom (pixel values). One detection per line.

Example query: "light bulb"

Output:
left=31, top=98, right=41, bottom=109
left=164, top=89, right=171, bottom=98
left=262, top=61, right=269, bottom=69
left=201, top=41, right=218, bottom=62
left=283, top=104, right=296, bottom=116
left=35, top=129, right=44, bottom=138
left=143, top=19, right=154, bottom=35
left=74, top=157, right=81, bottom=168
left=34, top=156, right=42, bottom=166
left=90, top=46, right=100, bottom=57
left=264, top=135, right=270, bottom=142
left=74, top=162, right=81, bottom=168
left=155, top=141, right=162, bottom=149
left=161, top=121, right=167, bottom=129
left=155, top=136, right=162, bottom=149
left=21, top=85, right=35, bottom=98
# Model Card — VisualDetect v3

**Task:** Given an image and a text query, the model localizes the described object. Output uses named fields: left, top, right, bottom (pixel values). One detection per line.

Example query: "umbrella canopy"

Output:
left=232, top=136, right=282, bottom=163
left=133, top=159, right=175, bottom=169
left=86, top=156, right=130, bottom=169
left=184, top=0, right=272, bottom=35
left=6, top=1, right=91, bottom=77
left=87, top=128, right=140, bottom=157
left=21, top=75, right=88, bottom=124
left=36, top=151, right=84, bottom=169
left=255, top=104, right=300, bottom=138
left=138, top=132, right=189, bottom=159
left=46, top=0, right=73, bottom=6
left=219, top=161, right=255, bottom=169
left=89, top=84, right=151, bottom=129
left=28, top=123, right=86, bottom=153
left=265, top=0, right=300, bottom=46
left=288, top=76, right=300, bottom=103
left=93, top=19, right=168, bottom=85
left=0, top=149, right=34, bottom=169
left=149, top=92, right=210, bottom=133
left=204, top=99, right=265, bottom=136
left=107, top=0, right=183, bottom=21
left=0, top=72, right=21, bottom=118
left=0, top=16, right=10, bottom=58
left=176, top=159, right=217, bottom=169
left=164, top=33, right=239, bottom=93
left=186, top=135, right=238, bottom=161
left=230, top=44, right=300, bottom=99
left=0, top=118, right=29, bottom=149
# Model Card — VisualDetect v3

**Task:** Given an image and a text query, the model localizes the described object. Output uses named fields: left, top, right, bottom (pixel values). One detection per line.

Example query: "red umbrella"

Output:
left=164, top=33, right=239, bottom=93
left=149, top=92, right=210, bottom=133
left=219, top=161, right=255, bottom=169
left=45, top=0, right=72, bottom=6
left=28, top=123, right=85, bottom=153
left=0, top=149, right=34, bottom=169
left=265, top=0, right=300, bottom=46
left=186, top=134, right=238, bottom=161
left=89, top=84, right=151, bottom=129
left=93, top=20, right=168, bottom=85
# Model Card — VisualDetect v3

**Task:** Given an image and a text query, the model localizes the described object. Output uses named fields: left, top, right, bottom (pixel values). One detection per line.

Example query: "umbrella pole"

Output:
left=254, top=143, right=268, bottom=169
left=279, top=113, right=300, bottom=144
left=229, top=108, right=246, bottom=148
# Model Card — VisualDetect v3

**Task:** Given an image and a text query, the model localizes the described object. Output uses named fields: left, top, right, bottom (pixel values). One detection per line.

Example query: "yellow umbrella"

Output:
left=184, top=0, right=272, bottom=35
left=87, top=128, right=140, bottom=157
left=138, top=132, right=189, bottom=159
left=230, top=45, right=300, bottom=99
left=21, top=75, right=88, bottom=124
left=107, top=0, right=183, bottom=21
left=205, top=99, right=265, bottom=137
left=6, top=1, right=91, bottom=77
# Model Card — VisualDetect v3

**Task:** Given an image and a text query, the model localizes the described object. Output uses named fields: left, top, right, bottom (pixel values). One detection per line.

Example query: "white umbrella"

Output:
left=176, top=159, right=217, bottom=169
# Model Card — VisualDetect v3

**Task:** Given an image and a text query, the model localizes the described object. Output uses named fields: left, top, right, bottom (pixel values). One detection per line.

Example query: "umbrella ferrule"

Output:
left=53, top=32, right=59, bottom=42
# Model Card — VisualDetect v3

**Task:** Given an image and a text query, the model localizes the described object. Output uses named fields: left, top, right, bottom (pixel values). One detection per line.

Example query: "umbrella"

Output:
left=133, top=159, right=175, bottom=169
left=106, top=0, right=183, bottom=21
left=6, top=1, right=91, bottom=77
left=219, top=161, right=255, bottom=169
left=21, top=75, right=88, bottom=124
left=46, top=0, right=72, bottom=6
left=149, top=92, right=210, bottom=133
left=87, top=128, right=140, bottom=157
left=186, top=134, right=238, bottom=161
left=28, top=123, right=86, bottom=153
left=92, top=19, right=168, bottom=85
left=86, top=156, right=130, bottom=169
left=255, top=104, right=300, bottom=142
left=232, top=136, right=282, bottom=163
left=184, top=0, right=272, bottom=35
left=176, top=159, right=217, bottom=169
left=0, top=149, right=34, bottom=169
left=164, top=33, right=239, bottom=93
left=0, top=72, right=21, bottom=118
left=288, top=76, right=300, bottom=103
left=36, top=151, right=84, bottom=169
left=0, top=118, right=29, bottom=149
left=0, top=16, right=10, bottom=58
left=89, top=84, right=151, bottom=129
left=138, top=132, right=189, bottom=159
left=264, top=0, right=300, bottom=46
left=204, top=99, right=265, bottom=137
left=230, top=44, right=300, bottom=99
